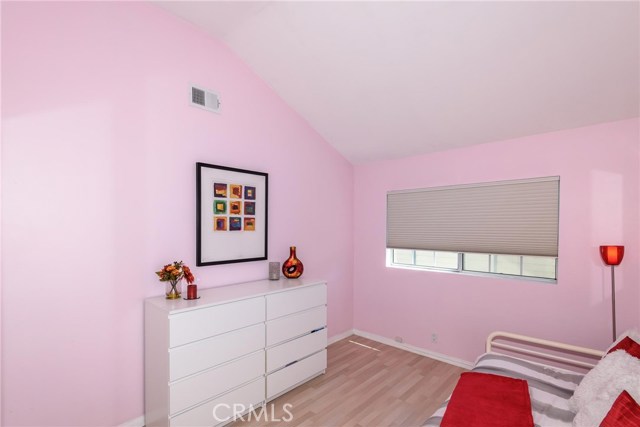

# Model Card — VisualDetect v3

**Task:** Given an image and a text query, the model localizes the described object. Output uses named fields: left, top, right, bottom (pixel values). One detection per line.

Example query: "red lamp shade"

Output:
left=600, top=245, right=625, bottom=266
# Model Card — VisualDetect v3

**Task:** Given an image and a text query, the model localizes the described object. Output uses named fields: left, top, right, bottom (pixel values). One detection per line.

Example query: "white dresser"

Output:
left=145, top=278, right=327, bottom=427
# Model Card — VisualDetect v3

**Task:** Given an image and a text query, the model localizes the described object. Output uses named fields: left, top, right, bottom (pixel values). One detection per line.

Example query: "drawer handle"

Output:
left=310, top=327, right=325, bottom=334
left=285, top=360, right=298, bottom=368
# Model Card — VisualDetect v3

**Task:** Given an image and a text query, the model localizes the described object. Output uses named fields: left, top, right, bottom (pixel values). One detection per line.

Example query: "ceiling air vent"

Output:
left=190, top=85, right=221, bottom=113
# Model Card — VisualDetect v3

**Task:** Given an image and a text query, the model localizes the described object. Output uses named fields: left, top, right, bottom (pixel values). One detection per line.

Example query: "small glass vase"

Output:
left=282, top=246, right=304, bottom=279
left=165, top=279, right=183, bottom=300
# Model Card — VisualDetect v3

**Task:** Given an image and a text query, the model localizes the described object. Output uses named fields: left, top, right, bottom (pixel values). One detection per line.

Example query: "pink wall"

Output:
left=1, top=2, right=353, bottom=426
left=354, top=118, right=640, bottom=363
left=2, top=2, right=639, bottom=426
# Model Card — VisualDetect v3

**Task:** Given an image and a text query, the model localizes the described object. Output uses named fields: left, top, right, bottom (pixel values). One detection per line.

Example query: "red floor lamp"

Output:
left=600, top=245, right=625, bottom=342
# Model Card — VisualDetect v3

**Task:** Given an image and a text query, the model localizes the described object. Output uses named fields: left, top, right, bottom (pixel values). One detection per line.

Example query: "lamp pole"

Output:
left=611, top=265, right=616, bottom=342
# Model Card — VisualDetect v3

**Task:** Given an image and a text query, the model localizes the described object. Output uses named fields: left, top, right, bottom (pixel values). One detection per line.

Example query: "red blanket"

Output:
left=441, top=372, right=534, bottom=427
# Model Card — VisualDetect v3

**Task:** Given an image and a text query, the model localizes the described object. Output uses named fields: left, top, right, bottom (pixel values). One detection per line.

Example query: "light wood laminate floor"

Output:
left=231, top=335, right=466, bottom=427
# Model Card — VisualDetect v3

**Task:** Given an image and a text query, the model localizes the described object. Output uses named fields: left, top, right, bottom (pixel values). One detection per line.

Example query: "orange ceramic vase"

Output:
left=282, top=246, right=304, bottom=279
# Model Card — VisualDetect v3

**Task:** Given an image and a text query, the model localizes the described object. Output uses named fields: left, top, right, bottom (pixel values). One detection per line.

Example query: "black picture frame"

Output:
left=196, top=162, right=268, bottom=266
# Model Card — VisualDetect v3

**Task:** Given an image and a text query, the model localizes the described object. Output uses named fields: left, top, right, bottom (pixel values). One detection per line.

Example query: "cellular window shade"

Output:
left=386, top=177, right=559, bottom=257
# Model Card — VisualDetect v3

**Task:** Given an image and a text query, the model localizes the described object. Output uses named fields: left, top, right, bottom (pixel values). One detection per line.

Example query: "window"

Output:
left=388, top=249, right=557, bottom=281
left=386, top=177, right=559, bottom=282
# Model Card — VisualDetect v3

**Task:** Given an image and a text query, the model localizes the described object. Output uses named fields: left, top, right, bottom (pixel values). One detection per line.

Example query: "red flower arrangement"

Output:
left=156, top=261, right=194, bottom=299
left=155, top=261, right=195, bottom=284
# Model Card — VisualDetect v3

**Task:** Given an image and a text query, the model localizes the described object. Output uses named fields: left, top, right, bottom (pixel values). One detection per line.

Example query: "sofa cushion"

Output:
left=571, top=351, right=640, bottom=426
left=599, top=390, right=640, bottom=427
left=607, top=336, right=640, bottom=359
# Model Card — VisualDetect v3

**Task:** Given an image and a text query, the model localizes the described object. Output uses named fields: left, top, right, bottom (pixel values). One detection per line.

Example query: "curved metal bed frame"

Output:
left=486, top=331, right=605, bottom=370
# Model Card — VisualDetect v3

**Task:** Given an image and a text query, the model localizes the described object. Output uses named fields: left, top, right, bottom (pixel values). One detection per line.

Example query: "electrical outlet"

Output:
left=431, top=333, right=438, bottom=343
left=395, top=336, right=404, bottom=343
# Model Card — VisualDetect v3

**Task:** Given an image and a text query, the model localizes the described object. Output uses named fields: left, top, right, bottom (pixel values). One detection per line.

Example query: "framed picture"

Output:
left=196, top=162, right=268, bottom=266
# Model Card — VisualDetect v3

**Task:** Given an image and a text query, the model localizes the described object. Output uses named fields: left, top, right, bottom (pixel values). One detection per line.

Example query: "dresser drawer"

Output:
left=266, top=305, right=326, bottom=347
left=266, top=350, right=326, bottom=400
left=170, top=297, right=265, bottom=348
left=170, top=350, right=264, bottom=416
left=267, top=329, right=327, bottom=373
left=170, top=377, right=265, bottom=427
left=266, top=284, right=326, bottom=320
left=170, top=323, right=265, bottom=381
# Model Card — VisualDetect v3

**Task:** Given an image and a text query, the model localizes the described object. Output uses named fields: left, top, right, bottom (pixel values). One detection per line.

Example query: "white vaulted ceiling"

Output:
left=155, top=1, right=639, bottom=164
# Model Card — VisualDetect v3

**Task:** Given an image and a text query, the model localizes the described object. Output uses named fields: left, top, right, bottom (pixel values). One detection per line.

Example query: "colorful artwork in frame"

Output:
left=244, top=217, right=256, bottom=231
left=230, top=184, right=243, bottom=199
left=214, top=217, right=227, bottom=231
left=196, top=163, right=268, bottom=265
left=230, top=201, right=241, bottom=215
left=214, top=200, right=227, bottom=214
left=214, top=183, right=227, bottom=198
left=229, top=217, right=242, bottom=231
left=245, top=186, right=256, bottom=200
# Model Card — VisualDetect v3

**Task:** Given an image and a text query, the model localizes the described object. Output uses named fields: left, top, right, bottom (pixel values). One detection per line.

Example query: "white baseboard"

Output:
left=119, top=415, right=144, bottom=427
left=352, top=329, right=474, bottom=369
left=328, top=328, right=355, bottom=345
